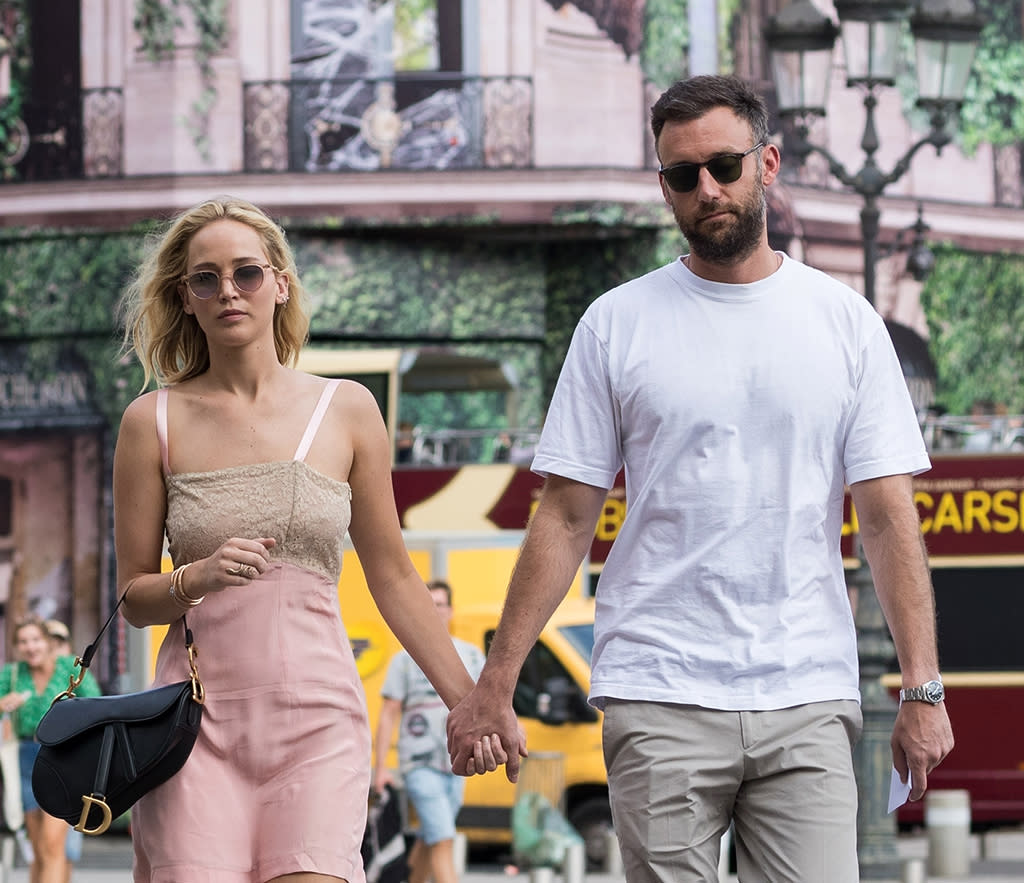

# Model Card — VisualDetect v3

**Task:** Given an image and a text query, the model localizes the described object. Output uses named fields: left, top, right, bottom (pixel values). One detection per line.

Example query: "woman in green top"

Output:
left=0, top=616, right=100, bottom=883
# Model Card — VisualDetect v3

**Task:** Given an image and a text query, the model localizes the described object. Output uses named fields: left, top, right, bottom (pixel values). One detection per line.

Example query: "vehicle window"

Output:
left=484, top=630, right=574, bottom=719
left=930, top=567, right=1024, bottom=671
left=558, top=623, right=594, bottom=663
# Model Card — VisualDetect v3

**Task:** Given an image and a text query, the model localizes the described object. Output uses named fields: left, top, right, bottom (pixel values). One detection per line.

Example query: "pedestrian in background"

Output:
left=375, top=580, right=485, bottom=883
left=0, top=617, right=100, bottom=883
left=45, top=619, right=85, bottom=883
left=447, top=74, right=952, bottom=883
left=113, top=196, right=503, bottom=882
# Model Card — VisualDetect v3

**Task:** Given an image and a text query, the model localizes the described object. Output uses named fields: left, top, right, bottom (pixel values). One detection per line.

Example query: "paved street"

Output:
left=0, top=828, right=1022, bottom=882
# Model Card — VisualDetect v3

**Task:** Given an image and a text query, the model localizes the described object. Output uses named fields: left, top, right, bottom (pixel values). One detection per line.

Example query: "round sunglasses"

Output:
left=181, top=263, right=279, bottom=300
left=659, top=142, right=765, bottom=194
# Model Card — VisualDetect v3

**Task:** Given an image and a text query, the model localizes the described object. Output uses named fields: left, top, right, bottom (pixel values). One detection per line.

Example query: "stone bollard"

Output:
left=529, top=867, right=556, bottom=883
left=604, top=829, right=623, bottom=876
left=563, top=841, right=585, bottom=883
left=926, top=789, right=971, bottom=877
left=902, top=857, right=926, bottom=883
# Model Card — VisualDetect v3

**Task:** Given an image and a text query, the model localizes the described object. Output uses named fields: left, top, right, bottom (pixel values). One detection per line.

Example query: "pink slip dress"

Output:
left=132, top=380, right=370, bottom=883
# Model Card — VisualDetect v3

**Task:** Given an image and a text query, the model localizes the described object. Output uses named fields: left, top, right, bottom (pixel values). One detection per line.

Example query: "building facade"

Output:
left=1, top=0, right=1022, bottom=676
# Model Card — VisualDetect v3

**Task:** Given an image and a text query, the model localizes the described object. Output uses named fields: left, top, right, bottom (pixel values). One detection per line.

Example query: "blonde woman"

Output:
left=113, top=197, right=508, bottom=883
left=0, top=617, right=101, bottom=883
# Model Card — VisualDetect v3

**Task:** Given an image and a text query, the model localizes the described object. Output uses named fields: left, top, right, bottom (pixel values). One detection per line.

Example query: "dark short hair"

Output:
left=651, top=75, right=769, bottom=154
left=426, top=579, right=452, bottom=606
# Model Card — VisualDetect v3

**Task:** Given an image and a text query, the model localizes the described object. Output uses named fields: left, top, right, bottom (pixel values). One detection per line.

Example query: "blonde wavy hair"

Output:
left=120, top=197, right=310, bottom=388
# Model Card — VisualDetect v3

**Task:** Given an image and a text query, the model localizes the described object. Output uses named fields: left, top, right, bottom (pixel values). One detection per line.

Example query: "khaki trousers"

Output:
left=602, top=699, right=862, bottom=883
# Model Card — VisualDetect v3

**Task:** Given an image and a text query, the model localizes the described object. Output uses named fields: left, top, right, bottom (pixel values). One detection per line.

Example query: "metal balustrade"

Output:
left=1, top=76, right=536, bottom=181
left=244, top=74, right=534, bottom=173
left=922, top=414, right=1024, bottom=452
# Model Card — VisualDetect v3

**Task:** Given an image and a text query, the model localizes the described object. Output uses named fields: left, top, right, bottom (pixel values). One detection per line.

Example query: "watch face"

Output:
left=925, top=680, right=944, bottom=703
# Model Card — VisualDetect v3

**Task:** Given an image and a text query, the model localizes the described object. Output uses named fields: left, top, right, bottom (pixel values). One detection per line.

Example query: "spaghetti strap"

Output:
left=293, top=379, right=342, bottom=462
left=156, top=388, right=170, bottom=476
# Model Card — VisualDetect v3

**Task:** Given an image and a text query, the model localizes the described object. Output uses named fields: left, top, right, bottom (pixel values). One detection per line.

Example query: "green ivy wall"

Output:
left=0, top=217, right=677, bottom=438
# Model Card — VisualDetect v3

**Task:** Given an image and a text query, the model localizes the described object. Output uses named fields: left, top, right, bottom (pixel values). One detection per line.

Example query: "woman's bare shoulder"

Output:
left=301, top=373, right=379, bottom=414
left=119, top=389, right=161, bottom=431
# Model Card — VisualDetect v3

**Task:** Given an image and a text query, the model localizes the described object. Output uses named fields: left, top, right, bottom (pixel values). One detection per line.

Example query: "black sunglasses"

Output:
left=659, top=142, right=765, bottom=194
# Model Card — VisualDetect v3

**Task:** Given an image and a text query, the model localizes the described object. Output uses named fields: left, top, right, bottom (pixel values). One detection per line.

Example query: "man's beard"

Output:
left=674, top=178, right=767, bottom=265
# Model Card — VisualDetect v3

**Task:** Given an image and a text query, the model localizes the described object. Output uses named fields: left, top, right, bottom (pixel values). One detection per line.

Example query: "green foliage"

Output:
left=132, top=0, right=228, bottom=162
left=960, top=32, right=1024, bottom=154
left=919, top=243, right=1024, bottom=414
left=0, top=229, right=148, bottom=429
left=133, top=0, right=181, bottom=58
left=643, top=0, right=689, bottom=89
left=641, top=0, right=744, bottom=87
left=398, top=343, right=544, bottom=432
left=0, top=220, right=678, bottom=438
left=298, top=235, right=546, bottom=340
left=0, top=1, right=30, bottom=180
left=294, top=233, right=548, bottom=428
left=717, top=0, right=744, bottom=75
left=394, top=0, right=438, bottom=71
left=542, top=230, right=672, bottom=402
left=890, top=0, right=1024, bottom=156
left=0, top=231, right=144, bottom=336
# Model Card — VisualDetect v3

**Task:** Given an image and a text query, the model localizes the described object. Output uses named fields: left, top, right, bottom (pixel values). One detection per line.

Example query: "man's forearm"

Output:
left=481, top=480, right=605, bottom=692
left=854, top=476, right=940, bottom=683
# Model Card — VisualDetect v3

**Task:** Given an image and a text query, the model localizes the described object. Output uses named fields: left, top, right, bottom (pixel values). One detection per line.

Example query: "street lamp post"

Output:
left=764, top=0, right=982, bottom=877
left=765, top=0, right=982, bottom=307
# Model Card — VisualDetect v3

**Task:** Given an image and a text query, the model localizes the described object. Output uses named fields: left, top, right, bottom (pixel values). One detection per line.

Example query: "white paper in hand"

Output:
left=888, top=767, right=912, bottom=813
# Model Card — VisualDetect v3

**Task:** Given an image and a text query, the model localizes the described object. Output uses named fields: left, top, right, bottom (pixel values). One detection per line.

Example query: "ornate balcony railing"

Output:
left=244, top=74, right=534, bottom=173
left=3, top=75, right=533, bottom=181
left=82, top=87, right=124, bottom=178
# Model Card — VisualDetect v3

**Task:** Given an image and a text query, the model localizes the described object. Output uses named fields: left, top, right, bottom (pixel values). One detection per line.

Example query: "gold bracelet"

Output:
left=176, top=562, right=204, bottom=604
left=169, top=563, right=202, bottom=609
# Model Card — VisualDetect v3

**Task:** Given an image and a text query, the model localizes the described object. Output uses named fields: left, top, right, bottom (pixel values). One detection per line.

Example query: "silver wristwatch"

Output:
left=899, top=679, right=945, bottom=705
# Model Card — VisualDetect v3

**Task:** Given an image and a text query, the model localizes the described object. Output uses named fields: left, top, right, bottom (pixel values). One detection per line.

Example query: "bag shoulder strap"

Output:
left=78, top=587, right=192, bottom=672
left=58, top=584, right=198, bottom=703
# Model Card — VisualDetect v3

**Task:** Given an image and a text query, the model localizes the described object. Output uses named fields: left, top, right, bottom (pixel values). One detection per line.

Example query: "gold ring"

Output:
left=240, top=564, right=258, bottom=579
left=227, top=565, right=244, bottom=576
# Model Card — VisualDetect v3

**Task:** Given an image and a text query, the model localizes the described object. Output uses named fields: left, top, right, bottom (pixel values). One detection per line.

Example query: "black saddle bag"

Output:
left=31, top=596, right=204, bottom=835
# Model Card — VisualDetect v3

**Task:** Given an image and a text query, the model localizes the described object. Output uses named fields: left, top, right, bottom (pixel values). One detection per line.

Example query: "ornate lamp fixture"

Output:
left=765, top=0, right=982, bottom=306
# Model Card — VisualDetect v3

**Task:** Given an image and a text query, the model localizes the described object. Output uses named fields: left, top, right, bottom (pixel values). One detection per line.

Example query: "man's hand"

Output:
left=374, top=768, right=396, bottom=795
left=447, top=683, right=528, bottom=783
left=891, top=700, right=954, bottom=801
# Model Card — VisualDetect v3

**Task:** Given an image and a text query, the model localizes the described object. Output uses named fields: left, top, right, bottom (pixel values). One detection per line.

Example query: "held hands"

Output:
left=891, top=700, right=954, bottom=801
left=447, top=684, right=528, bottom=783
left=195, top=537, right=276, bottom=595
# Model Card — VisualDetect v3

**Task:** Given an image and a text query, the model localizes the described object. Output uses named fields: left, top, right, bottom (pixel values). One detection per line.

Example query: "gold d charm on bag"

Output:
left=75, top=794, right=113, bottom=835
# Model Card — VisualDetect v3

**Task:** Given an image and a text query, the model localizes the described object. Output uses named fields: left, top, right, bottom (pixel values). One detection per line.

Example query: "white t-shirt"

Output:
left=381, top=637, right=485, bottom=773
left=532, top=255, right=930, bottom=712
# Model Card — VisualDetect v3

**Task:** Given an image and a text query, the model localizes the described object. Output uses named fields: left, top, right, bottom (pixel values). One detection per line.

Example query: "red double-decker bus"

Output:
left=873, top=450, right=1024, bottom=828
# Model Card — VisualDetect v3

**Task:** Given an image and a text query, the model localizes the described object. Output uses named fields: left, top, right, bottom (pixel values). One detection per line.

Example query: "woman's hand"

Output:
left=191, top=537, right=277, bottom=595
left=0, top=692, right=28, bottom=714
